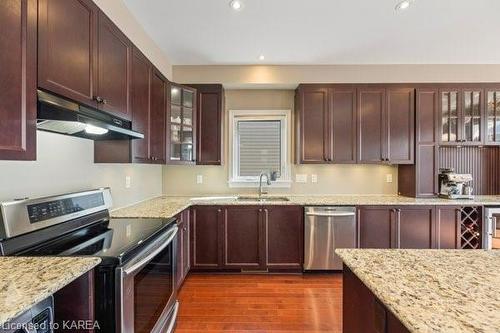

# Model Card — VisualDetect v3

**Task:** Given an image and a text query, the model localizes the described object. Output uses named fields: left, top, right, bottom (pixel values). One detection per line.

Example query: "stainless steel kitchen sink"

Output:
left=236, top=196, right=290, bottom=202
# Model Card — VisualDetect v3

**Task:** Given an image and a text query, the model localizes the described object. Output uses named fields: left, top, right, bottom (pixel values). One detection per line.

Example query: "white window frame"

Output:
left=228, top=109, right=291, bottom=188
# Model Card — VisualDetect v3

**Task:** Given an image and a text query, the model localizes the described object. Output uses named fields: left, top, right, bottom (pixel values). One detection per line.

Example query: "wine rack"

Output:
left=460, top=206, right=482, bottom=249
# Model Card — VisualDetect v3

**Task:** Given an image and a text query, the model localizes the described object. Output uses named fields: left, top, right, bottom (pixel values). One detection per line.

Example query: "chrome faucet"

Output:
left=258, top=171, right=277, bottom=198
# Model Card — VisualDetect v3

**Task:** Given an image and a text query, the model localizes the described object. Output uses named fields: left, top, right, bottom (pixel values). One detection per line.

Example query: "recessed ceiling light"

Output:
left=395, top=0, right=414, bottom=11
left=258, top=55, right=265, bottom=61
left=229, top=0, right=243, bottom=11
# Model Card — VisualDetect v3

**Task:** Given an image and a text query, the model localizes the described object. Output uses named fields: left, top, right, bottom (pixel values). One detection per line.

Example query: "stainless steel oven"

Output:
left=117, top=224, right=178, bottom=333
left=484, top=207, right=500, bottom=250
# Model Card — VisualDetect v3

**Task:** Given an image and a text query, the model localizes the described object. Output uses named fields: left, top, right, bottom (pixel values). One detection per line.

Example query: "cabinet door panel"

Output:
left=416, top=145, right=438, bottom=197
left=176, top=217, right=185, bottom=288
left=298, top=87, right=328, bottom=163
left=182, top=210, right=191, bottom=276
left=357, top=88, right=385, bottom=163
left=486, top=90, right=500, bottom=145
left=191, top=207, right=222, bottom=269
left=0, top=0, right=36, bottom=160
left=97, top=11, right=131, bottom=119
left=436, top=206, right=460, bottom=249
left=224, top=207, right=263, bottom=269
left=439, top=90, right=460, bottom=144
left=149, top=71, right=166, bottom=164
left=265, top=206, right=303, bottom=270
left=130, top=49, right=150, bottom=162
left=387, top=88, right=414, bottom=164
left=331, top=88, right=356, bottom=163
left=397, top=207, right=434, bottom=249
left=358, top=207, right=392, bottom=249
left=417, top=89, right=438, bottom=144
left=38, top=0, right=98, bottom=107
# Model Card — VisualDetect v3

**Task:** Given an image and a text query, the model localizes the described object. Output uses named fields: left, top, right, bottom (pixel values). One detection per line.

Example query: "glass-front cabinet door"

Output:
left=167, top=84, right=196, bottom=163
left=439, top=89, right=484, bottom=145
left=486, top=90, right=500, bottom=144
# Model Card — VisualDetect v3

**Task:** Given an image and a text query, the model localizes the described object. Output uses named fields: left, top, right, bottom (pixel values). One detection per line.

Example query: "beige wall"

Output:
left=163, top=89, right=397, bottom=196
left=94, top=0, right=172, bottom=79
left=173, top=64, right=500, bottom=88
left=0, top=132, right=162, bottom=209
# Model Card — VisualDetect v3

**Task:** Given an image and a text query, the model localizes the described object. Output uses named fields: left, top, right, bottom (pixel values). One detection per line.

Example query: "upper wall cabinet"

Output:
left=38, top=0, right=131, bottom=120
left=357, top=86, right=414, bottom=164
left=439, top=88, right=483, bottom=145
left=96, top=11, right=132, bottom=120
left=186, top=84, right=225, bottom=165
left=486, top=89, right=500, bottom=145
left=295, top=85, right=356, bottom=164
left=38, top=0, right=98, bottom=108
left=0, top=0, right=37, bottom=160
left=166, top=83, right=197, bottom=164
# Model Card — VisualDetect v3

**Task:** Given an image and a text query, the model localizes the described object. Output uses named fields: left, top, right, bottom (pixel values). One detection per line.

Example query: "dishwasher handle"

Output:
left=305, top=212, right=355, bottom=217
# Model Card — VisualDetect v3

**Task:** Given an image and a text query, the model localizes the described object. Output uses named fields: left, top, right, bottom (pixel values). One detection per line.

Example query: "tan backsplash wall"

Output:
left=0, top=131, right=163, bottom=209
left=163, top=89, right=398, bottom=196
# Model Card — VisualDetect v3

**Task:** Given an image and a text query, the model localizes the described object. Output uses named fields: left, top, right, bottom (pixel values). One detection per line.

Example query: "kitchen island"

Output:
left=0, top=256, right=101, bottom=326
left=336, top=249, right=500, bottom=333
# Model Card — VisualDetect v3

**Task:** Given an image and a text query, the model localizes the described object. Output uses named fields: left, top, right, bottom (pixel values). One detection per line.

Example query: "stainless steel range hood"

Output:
left=37, top=90, right=144, bottom=140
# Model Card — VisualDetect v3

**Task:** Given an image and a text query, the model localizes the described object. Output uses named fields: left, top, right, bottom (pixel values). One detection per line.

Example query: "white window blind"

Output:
left=237, top=120, right=282, bottom=177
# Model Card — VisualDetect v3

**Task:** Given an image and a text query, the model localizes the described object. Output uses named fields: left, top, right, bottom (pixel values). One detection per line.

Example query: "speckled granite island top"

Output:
left=336, top=249, right=500, bottom=333
left=0, top=257, right=101, bottom=325
left=111, top=194, right=500, bottom=219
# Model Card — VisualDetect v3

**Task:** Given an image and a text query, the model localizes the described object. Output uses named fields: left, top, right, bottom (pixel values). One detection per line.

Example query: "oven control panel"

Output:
left=27, top=193, right=105, bottom=223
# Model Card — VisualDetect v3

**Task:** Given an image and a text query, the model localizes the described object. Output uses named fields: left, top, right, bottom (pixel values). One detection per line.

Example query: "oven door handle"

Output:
left=123, top=226, right=178, bottom=276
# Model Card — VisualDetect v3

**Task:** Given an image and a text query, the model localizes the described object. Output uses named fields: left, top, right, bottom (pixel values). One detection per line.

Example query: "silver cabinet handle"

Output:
left=124, top=226, right=178, bottom=275
left=305, top=212, right=355, bottom=217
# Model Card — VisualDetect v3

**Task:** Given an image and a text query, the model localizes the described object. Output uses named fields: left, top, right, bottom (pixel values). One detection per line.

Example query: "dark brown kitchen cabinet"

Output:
left=130, top=48, right=151, bottom=163
left=386, top=88, right=415, bottom=164
left=0, top=0, right=37, bottom=160
left=190, top=206, right=223, bottom=270
left=435, top=206, right=461, bottom=249
left=358, top=206, right=435, bottom=249
left=223, top=206, right=265, bottom=270
left=357, top=87, right=414, bottom=164
left=439, top=88, right=484, bottom=145
left=148, top=70, right=166, bottom=164
left=96, top=10, right=131, bottom=120
left=186, top=84, right=224, bottom=165
left=265, top=206, right=303, bottom=270
left=39, top=0, right=132, bottom=120
left=38, top=0, right=99, bottom=108
left=357, top=206, right=393, bottom=248
left=176, top=209, right=190, bottom=289
left=167, top=83, right=197, bottom=164
left=396, top=206, right=435, bottom=249
left=357, top=88, right=385, bottom=163
left=296, top=85, right=356, bottom=163
left=398, top=88, right=439, bottom=197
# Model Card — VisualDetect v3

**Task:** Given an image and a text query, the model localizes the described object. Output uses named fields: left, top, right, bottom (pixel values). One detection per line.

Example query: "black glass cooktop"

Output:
left=16, top=217, right=176, bottom=266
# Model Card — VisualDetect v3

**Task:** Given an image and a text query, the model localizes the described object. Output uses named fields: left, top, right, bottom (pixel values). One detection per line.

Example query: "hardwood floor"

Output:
left=176, top=273, right=342, bottom=332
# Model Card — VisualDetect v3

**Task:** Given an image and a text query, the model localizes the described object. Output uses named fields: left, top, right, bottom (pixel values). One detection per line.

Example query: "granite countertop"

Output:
left=111, top=194, right=500, bottom=219
left=0, top=256, right=101, bottom=325
left=336, top=249, right=500, bottom=333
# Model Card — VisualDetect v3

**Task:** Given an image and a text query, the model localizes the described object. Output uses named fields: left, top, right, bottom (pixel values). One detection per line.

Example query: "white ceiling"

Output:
left=123, top=0, right=500, bottom=65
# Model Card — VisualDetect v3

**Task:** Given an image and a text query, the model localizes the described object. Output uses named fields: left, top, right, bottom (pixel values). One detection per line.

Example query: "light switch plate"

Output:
left=386, top=174, right=393, bottom=183
left=311, top=174, right=318, bottom=183
left=125, top=176, right=131, bottom=188
left=296, top=174, right=308, bottom=183
left=196, top=175, right=203, bottom=184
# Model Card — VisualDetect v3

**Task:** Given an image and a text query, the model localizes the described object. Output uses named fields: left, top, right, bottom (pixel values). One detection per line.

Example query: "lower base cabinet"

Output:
left=190, top=205, right=304, bottom=272
left=176, top=209, right=190, bottom=289
left=343, top=266, right=410, bottom=333
left=358, top=205, right=462, bottom=249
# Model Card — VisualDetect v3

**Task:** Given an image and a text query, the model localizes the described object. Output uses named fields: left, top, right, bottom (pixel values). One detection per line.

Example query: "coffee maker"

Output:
left=438, top=168, right=474, bottom=199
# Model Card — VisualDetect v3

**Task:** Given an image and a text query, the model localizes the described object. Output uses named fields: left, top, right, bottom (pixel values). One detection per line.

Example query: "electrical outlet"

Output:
left=386, top=174, right=393, bottom=183
left=125, top=176, right=131, bottom=188
left=296, top=174, right=308, bottom=183
left=196, top=175, right=203, bottom=184
left=311, top=174, right=318, bottom=183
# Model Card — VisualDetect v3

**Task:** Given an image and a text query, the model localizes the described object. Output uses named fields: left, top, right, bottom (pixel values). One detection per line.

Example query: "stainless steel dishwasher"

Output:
left=304, top=206, right=357, bottom=270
